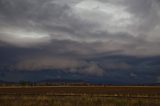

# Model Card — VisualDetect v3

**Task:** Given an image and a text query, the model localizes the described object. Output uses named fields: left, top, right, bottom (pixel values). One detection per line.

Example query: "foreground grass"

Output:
left=0, top=86, right=159, bottom=106
left=0, top=95, right=160, bottom=106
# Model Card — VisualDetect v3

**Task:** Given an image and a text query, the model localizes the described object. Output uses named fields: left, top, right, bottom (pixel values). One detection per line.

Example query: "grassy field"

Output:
left=0, top=86, right=160, bottom=106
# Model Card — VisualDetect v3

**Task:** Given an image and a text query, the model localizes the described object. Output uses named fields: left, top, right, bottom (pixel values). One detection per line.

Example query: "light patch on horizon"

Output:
left=15, top=57, right=104, bottom=76
left=5, top=30, right=48, bottom=39
left=0, top=28, right=50, bottom=46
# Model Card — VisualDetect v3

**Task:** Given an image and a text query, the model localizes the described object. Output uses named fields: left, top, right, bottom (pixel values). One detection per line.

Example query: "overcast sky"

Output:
left=0, top=0, right=160, bottom=83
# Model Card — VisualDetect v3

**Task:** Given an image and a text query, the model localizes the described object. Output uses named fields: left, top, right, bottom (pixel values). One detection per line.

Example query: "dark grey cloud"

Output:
left=0, top=0, right=159, bottom=54
left=1, top=48, right=160, bottom=84
left=0, top=0, right=160, bottom=83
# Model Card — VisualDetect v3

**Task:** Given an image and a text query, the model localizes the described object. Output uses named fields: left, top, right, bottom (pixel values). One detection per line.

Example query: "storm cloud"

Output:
left=0, top=0, right=160, bottom=83
left=0, top=0, right=160, bottom=54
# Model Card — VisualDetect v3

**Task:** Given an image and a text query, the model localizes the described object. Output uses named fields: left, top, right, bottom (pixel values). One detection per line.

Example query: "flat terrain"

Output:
left=0, top=86, right=160, bottom=106
left=0, top=86, right=160, bottom=97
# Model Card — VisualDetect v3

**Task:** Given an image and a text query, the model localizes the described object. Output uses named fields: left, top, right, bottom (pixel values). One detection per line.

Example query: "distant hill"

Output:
left=0, top=80, right=15, bottom=84
left=0, top=80, right=5, bottom=83
left=0, top=79, right=160, bottom=86
left=145, top=83, right=160, bottom=86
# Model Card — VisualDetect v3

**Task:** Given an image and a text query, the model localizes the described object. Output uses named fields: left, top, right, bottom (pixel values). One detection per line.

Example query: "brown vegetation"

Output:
left=0, top=86, right=159, bottom=106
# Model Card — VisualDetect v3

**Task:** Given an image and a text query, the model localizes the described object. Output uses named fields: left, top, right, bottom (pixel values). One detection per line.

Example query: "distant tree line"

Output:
left=0, top=81, right=101, bottom=86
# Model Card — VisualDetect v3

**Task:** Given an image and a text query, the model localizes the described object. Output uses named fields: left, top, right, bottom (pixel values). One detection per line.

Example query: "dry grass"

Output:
left=0, top=86, right=159, bottom=106
left=0, top=95, right=160, bottom=106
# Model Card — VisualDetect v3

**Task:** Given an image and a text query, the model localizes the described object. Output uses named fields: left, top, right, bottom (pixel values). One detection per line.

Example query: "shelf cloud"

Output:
left=0, top=0, right=160, bottom=82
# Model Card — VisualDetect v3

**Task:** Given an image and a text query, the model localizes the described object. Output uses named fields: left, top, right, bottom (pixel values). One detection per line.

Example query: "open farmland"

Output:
left=0, top=86, right=160, bottom=97
left=0, top=86, right=160, bottom=106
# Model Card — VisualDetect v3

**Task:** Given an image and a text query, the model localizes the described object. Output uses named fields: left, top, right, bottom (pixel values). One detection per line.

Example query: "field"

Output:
left=0, top=86, right=160, bottom=106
